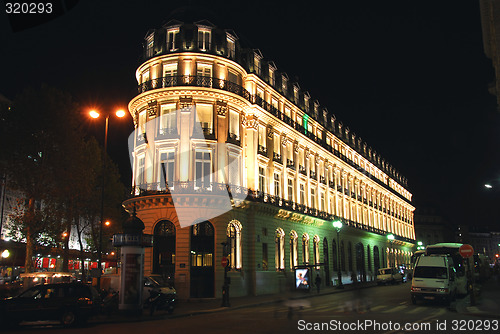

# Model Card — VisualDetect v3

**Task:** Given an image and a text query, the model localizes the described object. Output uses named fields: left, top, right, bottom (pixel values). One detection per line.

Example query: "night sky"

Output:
left=1, top=0, right=499, bottom=231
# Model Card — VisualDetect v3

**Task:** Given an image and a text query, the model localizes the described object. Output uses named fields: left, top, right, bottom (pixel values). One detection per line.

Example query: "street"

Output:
left=4, top=282, right=499, bottom=334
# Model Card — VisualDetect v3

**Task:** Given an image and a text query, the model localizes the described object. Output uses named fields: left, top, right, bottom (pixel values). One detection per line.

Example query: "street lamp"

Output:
left=89, top=108, right=126, bottom=288
left=387, top=234, right=395, bottom=267
left=332, top=220, right=343, bottom=289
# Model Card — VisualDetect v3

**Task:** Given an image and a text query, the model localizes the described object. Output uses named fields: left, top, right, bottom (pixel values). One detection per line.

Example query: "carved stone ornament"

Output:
left=147, top=100, right=157, bottom=117
left=294, top=141, right=299, bottom=154
left=216, top=100, right=228, bottom=117
left=267, top=127, right=274, bottom=139
left=179, top=96, right=193, bottom=112
left=281, top=134, right=288, bottom=147
left=242, top=115, right=258, bottom=130
left=305, top=148, right=310, bottom=159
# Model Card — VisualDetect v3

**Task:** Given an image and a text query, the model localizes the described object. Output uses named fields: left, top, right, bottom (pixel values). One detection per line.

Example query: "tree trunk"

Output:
left=24, top=198, right=36, bottom=273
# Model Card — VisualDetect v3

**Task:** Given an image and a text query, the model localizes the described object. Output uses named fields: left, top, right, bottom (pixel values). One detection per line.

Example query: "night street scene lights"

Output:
left=332, top=220, right=343, bottom=289
left=89, top=108, right=126, bottom=288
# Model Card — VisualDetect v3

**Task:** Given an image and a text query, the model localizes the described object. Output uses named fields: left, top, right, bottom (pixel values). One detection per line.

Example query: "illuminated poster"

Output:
left=295, top=268, right=310, bottom=290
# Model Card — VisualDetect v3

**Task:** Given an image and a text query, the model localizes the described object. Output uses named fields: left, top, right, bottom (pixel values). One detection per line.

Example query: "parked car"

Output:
left=376, top=267, right=403, bottom=285
left=0, top=282, right=102, bottom=327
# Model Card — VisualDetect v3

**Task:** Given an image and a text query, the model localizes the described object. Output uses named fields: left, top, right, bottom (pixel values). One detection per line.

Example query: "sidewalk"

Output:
left=455, top=275, right=500, bottom=318
left=91, top=281, right=377, bottom=324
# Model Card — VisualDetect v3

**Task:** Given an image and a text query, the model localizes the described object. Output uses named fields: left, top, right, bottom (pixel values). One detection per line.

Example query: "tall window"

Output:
left=163, top=64, right=178, bottom=86
left=146, top=34, right=154, bottom=58
left=198, top=28, right=211, bottom=50
left=287, top=179, right=294, bottom=201
left=320, top=192, right=325, bottom=211
left=159, top=103, right=176, bottom=134
left=269, top=66, right=275, bottom=86
left=290, top=231, right=298, bottom=269
left=313, top=235, right=320, bottom=269
left=136, top=155, right=145, bottom=187
left=197, top=64, right=212, bottom=77
left=299, top=184, right=305, bottom=204
left=258, top=166, right=266, bottom=193
left=254, top=54, right=261, bottom=75
left=195, top=104, right=213, bottom=134
left=227, top=220, right=242, bottom=270
left=228, top=110, right=240, bottom=140
left=159, top=151, right=175, bottom=190
left=302, top=233, right=310, bottom=264
left=273, top=134, right=281, bottom=159
left=258, top=126, right=266, bottom=151
left=275, top=228, right=285, bottom=271
left=274, top=172, right=281, bottom=197
left=310, top=188, right=316, bottom=208
left=167, top=29, right=179, bottom=51
left=195, top=151, right=212, bottom=188
left=227, top=153, right=240, bottom=186
left=227, top=35, right=236, bottom=59
left=138, top=110, right=147, bottom=136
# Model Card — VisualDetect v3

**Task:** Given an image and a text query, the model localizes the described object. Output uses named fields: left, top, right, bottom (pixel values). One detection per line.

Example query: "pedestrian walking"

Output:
left=315, top=275, right=321, bottom=293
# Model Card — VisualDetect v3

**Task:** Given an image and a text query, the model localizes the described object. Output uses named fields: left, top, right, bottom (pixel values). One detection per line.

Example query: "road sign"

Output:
left=459, top=244, right=474, bottom=258
left=221, top=257, right=228, bottom=267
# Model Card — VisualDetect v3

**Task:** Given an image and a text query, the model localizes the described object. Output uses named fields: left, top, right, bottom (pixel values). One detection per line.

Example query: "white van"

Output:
left=410, top=255, right=457, bottom=305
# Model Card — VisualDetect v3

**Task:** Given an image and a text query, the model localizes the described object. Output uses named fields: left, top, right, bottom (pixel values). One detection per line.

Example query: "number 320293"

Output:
left=5, top=3, right=53, bottom=14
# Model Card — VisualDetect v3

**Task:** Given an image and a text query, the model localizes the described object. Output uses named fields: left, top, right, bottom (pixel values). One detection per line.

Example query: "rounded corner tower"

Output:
left=125, top=13, right=415, bottom=300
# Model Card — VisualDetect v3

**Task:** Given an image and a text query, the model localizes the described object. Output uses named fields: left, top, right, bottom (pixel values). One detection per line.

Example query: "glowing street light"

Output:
left=105, top=221, right=111, bottom=227
left=89, top=108, right=127, bottom=288
left=1, top=249, right=10, bottom=259
left=332, top=220, right=343, bottom=289
left=485, top=184, right=493, bottom=189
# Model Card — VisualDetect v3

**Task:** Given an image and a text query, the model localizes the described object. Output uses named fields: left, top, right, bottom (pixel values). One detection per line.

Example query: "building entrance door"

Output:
left=153, top=221, right=176, bottom=282
left=190, top=221, right=214, bottom=298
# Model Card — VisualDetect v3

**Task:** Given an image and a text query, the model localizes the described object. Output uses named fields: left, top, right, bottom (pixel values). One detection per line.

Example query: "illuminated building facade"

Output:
left=124, top=17, right=415, bottom=299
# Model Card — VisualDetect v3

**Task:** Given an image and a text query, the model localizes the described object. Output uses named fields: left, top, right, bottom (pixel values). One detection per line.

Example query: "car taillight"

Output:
left=78, top=297, right=93, bottom=305
left=411, top=286, right=421, bottom=291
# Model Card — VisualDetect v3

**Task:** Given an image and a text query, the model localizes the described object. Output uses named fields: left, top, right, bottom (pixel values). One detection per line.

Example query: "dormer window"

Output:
left=167, top=28, right=179, bottom=51
left=198, top=28, right=211, bottom=51
left=293, top=86, right=299, bottom=104
left=269, top=67, right=275, bottom=86
left=254, top=55, right=261, bottom=75
left=304, top=94, right=310, bottom=113
left=227, top=35, right=236, bottom=59
left=146, top=34, right=154, bottom=58
left=282, top=76, right=287, bottom=93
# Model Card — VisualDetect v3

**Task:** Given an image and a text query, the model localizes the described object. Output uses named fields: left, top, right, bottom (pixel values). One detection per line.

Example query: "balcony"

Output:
left=193, top=126, right=216, bottom=140
left=329, top=181, right=335, bottom=189
left=286, top=159, right=295, bottom=170
left=258, top=145, right=267, bottom=156
left=320, top=176, right=326, bottom=184
left=299, top=165, right=307, bottom=176
left=310, top=170, right=317, bottom=179
left=227, top=132, right=241, bottom=146
left=273, top=152, right=282, bottom=164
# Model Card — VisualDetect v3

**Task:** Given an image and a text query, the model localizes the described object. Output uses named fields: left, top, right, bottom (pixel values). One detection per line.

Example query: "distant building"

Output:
left=125, top=15, right=415, bottom=299
left=414, top=207, right=455, bottom=247
left=467, top=228, right=500, bottom=263
left=480, top=0, right=500, bottom=109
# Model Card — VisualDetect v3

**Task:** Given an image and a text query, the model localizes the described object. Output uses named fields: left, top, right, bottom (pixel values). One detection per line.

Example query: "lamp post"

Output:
left=332, top=220, right=343, bottom=289
left=387, top=234, right=395, bottom=267
left=89, top=109, right=125, bottom=288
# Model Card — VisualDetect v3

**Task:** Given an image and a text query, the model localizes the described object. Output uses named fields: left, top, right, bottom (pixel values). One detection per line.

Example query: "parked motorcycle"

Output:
left=145, top=288, right=176, bottom=316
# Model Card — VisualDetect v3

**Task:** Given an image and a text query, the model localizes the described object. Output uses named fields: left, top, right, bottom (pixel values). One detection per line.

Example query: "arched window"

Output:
left=340, top=240, right=345, bottom=271
left=227, top=220, right=242, bottom=270
left=373, top=246, right=380, bottom=272
left=290, top=230, right=298, bottom=269
left=367, top=245, right=372, bottom=272
left=348, top=242, right=353, bottom=272
left=313, top=235, right=320, bottom=269
left=275, top=228, right=285, bottom=271
left=302, top=233, right=310, bottom=264
left=332, top=239, right=337, bottom=271
left=153, top=220, right=176, bottom=277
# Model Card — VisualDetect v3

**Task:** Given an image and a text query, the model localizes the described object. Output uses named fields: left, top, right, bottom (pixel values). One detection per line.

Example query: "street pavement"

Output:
left=90, top=275, right=500, bottom=325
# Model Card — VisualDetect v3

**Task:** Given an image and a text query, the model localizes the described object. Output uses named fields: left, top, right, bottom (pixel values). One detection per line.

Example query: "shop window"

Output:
left=227, top=220, right=242, bottom=270
left=275, top=228, right=285, bottom=271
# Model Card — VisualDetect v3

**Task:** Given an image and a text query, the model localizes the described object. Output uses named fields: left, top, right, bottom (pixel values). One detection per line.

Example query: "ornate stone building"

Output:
left=123, top=17, right=415, bottom=300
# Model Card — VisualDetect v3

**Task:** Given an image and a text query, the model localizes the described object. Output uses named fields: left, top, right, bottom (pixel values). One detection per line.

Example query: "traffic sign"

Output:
left=221, top=257, right=229, bottom=267
left=459, top=244, right=474, bottom=258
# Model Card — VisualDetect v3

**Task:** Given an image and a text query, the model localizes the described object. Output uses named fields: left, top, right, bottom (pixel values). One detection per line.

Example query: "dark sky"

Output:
left=1, top=0, right=499, bottom=230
